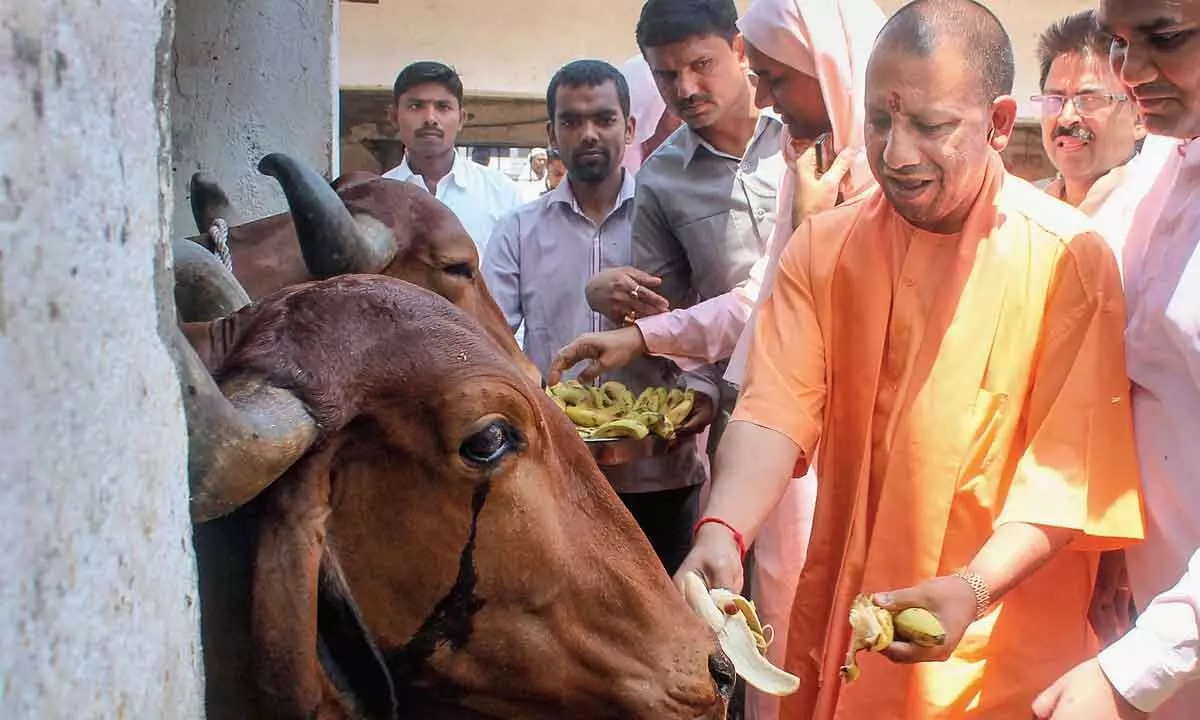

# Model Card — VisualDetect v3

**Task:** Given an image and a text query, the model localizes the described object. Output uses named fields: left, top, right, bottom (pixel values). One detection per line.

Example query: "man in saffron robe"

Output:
left=676, top=1, right=1146, bottom=718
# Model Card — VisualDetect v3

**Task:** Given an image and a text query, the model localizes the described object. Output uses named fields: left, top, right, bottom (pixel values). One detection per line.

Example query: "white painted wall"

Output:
left=171, top=0, right=338, bottom=238
left=341, top=0, right=1093, bottom=118
left=0, top=0, right=204, bottom=716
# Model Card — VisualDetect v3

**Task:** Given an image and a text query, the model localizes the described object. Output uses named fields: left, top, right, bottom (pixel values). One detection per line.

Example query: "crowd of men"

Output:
left=373, top=0, right=1199, bottom=718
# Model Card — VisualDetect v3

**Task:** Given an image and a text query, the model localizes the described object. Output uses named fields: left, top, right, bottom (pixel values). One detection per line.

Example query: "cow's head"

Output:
left=182, top=154, right=538, bottom=385
left=178, top=275, right=732, bottom=718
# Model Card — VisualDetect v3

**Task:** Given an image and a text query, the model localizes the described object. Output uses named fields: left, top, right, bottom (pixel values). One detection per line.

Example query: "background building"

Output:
left=339, top=0, right=1091, bottom=182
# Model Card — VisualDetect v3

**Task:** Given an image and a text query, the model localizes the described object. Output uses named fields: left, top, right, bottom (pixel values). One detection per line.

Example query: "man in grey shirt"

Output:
left=587, top=0, right=785, bottom=443
left=483, top=60, right=710, bottom=574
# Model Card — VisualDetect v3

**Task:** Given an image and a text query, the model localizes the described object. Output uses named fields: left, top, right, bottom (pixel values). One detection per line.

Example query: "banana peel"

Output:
left=682, top=572, right=800, bottom=697
left=840, top=594, right=946, bottom=683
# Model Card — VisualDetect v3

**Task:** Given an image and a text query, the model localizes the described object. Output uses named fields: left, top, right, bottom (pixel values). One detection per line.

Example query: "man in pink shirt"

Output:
left=1032, top=0, right=1200, bottom=718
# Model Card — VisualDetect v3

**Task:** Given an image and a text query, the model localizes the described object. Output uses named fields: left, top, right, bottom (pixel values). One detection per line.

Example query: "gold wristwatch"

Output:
left=953, top=568, right=992, bottom=620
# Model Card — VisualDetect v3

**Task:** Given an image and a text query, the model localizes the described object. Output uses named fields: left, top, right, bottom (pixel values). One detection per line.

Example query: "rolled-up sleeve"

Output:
left=1100, top=548, right=1200, bottom=712
left=730, top=219, right=826, bottom=460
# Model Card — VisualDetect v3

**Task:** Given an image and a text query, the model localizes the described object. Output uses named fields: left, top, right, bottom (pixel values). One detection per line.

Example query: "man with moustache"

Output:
left=583, top=0, right=789, bottom=455
left=482, top=60, right=709, bottom=574
left=677, top=1, right=1145, bottom=718
left=1032, top=0, right=1200, bottom=718
left=1035, top=10, right=1146, bottom=212
left=383, top=61, right=522, bottom=258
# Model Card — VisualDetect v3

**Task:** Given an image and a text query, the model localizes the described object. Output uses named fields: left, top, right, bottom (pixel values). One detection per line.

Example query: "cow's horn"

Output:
left=258, top=153, right=396, bottom=276
left=173, top=238, right=251, bottom=322
left=168, top=325, right=318, bottom=522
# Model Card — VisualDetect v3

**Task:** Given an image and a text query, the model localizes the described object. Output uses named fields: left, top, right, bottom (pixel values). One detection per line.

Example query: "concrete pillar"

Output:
left=0, top=0, right=204, bottom=717
left=170, top=0, right=338, bottom=239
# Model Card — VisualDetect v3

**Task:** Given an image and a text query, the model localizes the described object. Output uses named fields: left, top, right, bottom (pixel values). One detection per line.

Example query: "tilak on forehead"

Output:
left=887, top=92, right=902, bottom=113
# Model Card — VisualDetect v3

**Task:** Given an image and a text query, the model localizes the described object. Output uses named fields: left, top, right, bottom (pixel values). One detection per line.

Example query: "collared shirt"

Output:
left=482, top=171, right=707, bottom=494
left=632, top=113, right=786, bottom=401
left=383, top=153, right=522, bottom=258
left=1096, top=136, right=1200, bottom=719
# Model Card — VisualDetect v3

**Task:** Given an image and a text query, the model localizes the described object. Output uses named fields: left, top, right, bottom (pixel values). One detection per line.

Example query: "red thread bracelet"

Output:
left=693, top=517, right=747, bottom=560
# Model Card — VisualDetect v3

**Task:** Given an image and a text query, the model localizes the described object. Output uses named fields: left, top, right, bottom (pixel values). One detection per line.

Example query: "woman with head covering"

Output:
left=620, top=55, right=683, bottom=174
left=548, top=6, right=886, bottom=716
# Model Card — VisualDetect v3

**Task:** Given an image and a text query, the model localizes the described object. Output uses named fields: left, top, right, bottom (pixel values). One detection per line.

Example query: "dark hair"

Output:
left=1037, top=11, right=1109, bottom=90
left=636, top=0, right=739, bottom=52
left=877, top=0, right=1014, bottom=103
left=546, top=60, right=631, bottom=121
left=392, top=61, right=464, bottom=105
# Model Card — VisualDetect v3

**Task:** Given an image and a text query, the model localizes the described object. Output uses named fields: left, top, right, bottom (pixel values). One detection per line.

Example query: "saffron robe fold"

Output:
left=733, top=153, right=1145, bottom=719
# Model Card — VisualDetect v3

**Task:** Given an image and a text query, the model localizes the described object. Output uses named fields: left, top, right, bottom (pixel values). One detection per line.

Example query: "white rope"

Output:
left=208, top=217, right=232, bottom=273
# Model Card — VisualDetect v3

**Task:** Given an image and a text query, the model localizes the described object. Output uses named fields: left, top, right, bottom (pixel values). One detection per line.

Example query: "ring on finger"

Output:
left=631, top=284, right=641, bottom=300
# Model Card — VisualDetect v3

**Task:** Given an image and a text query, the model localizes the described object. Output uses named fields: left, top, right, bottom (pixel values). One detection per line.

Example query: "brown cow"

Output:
left=173, top=274, right=733, bottom=718
left=182, top=153, right=538, bottom=384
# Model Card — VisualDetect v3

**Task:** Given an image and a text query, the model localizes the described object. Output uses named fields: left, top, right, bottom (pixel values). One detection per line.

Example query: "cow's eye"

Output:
left=443, top=262, right=474, bottom=280
left=460, top=420, right=521, bottom=466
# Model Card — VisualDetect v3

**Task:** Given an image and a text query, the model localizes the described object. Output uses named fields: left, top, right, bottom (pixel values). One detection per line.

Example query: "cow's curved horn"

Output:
left=258, top=153, right=396, bottom=276
left=173, top=238, right=251, bottom=322
left=168, top=325, right=318, bottom=522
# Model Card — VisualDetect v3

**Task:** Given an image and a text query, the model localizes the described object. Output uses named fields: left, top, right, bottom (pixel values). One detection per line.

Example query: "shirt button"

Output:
left=903, top=276, right=916, bottom=288
left=741, top=161, right=752, bottom=172
left=755, top=208, right=766, bottom=219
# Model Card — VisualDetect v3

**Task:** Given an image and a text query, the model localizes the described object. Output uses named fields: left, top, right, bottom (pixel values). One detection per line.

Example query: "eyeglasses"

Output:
left=1030, top=93, right=1129, bottom=118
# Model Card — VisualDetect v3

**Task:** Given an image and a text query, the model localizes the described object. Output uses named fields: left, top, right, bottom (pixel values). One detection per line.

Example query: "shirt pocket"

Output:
left=675, top=213, right=761, bottom=299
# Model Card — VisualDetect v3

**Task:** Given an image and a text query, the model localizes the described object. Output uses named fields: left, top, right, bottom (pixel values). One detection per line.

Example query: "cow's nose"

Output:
left=708, top=650, right=736, bottom=700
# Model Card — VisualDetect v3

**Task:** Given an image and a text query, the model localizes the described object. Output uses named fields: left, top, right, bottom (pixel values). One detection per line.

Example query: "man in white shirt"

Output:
left=1032, top=1, right=1200, bottom=718
left=516, top=147, right=548, bottom=203
left=382, top=61, right=522, bottom=258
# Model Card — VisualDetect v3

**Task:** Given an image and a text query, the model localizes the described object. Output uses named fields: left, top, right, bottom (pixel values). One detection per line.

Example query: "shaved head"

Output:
left=875, top=0, right=1015, bottom=104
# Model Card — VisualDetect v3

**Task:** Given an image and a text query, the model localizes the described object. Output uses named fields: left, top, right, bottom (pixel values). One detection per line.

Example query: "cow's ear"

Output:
left=318, top=545, right=398, bottom=720
left=250, top=452, right=337, bottom=716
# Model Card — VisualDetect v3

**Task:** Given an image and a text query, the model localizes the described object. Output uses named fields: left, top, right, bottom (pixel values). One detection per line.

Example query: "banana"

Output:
left=894, top=608, right=946, bottom=647
left=601, top=381, right=635, bottom=410
left=664, top=388, right=695, bottom=427
left=839, top=594, right=946, bottom=683
left=633, top=386, right=661, bottom=413
left=590, top=418, right=650, bottom=439
left=549, top=381, right=591, bottom=407
left=565, top=405, right=608, bottom=428
left=683, top=572, right=800, bottom=697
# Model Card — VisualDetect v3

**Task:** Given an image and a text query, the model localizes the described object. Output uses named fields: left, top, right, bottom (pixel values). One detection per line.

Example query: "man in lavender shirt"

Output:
left=483, top=60, right=712, bottom=574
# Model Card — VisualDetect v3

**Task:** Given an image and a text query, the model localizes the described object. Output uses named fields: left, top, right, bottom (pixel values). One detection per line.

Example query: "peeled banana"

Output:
left=682, top=572, right=800, bottom=697
left=840, top=594, right=947, bottom=682
left=546, top=380, right=697, bottom=442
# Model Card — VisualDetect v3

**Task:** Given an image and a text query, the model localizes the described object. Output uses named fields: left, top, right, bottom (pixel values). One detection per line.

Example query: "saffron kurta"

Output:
left=733, top=153, right=1145, bottom=719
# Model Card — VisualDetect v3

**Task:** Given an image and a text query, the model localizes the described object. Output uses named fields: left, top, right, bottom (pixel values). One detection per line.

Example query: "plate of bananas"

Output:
left=545, top=380, right=697, bottom=466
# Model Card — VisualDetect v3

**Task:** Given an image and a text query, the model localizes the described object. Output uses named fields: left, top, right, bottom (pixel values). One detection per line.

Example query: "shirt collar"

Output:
left=677, top=110, right=781, bottom=169
left=547, top=168, right=637, bottom=216
left=392, top=153, right=470, bottom=190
